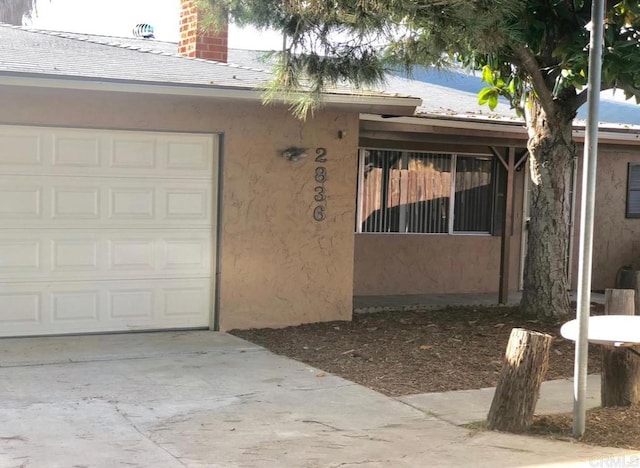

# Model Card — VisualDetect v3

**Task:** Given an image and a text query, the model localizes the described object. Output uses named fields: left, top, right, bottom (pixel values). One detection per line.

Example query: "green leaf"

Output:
left=481, top=65, right=495, bottom=86
left=487, top=93, right=499, bottom=110
left=478, top=87, right=498, bottom=109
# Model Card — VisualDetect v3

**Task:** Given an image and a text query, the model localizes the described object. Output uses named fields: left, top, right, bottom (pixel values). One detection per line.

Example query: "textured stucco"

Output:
left=353, top=158, right=527, bottom=298
left=0, top=86, right=359, bottom=330
left=589, top=148, right=640, bottom=290
left=351, top=146, right=640, bottom=298
left=353, top=234, right=503, bottom=295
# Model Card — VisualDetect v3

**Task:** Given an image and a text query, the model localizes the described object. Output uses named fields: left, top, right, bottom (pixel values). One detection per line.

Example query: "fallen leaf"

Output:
left=494, top=323, right=506, bottom=328
left=419, top=345, right=433, bottom=350
left=554, top=349, right=563, bottom=356
left=316, top=373, right=326, bottom=378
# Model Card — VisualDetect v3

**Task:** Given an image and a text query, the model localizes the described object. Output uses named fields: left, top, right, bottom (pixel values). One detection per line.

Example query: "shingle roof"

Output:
left=390, top=67, right=640, bottom=126
left=0, top=24, right=417, bottom=107
left=3, top=24, right=637, bottom=125
left=0, top=24, right=270, bottom=89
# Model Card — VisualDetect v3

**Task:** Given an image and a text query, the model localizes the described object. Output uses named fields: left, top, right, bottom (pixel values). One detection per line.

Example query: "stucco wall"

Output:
left=353, top=234, right=503, bottom=295
left=589, top=148, right=640, bottom=289
left=353, top=155, right=527, bottom=298
left=0, top=86, right=359, bottom=330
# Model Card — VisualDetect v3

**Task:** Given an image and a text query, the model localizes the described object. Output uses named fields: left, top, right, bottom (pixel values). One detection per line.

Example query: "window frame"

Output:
left=626, top=163, right=640, bottom=219
left=356, top=147, right=500, bottom=236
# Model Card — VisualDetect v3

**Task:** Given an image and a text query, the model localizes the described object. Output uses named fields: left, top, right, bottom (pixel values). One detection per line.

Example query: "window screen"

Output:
left=358, top=149, right=496, bottom=234
left=627, top=163, right=640, bottom=218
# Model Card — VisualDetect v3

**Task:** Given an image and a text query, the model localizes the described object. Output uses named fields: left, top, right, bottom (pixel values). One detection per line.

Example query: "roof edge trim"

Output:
left=361, top=113, right=640, bottom=143
left=0, top=72, right=420, bottom=113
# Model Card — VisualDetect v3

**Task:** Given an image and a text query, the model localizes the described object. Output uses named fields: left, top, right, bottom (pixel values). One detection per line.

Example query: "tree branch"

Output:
left=512, top=46, right=556, bottom=117
left=621, top=84, right=640, bottom=100
left=574, top=88, right=589, bottom=109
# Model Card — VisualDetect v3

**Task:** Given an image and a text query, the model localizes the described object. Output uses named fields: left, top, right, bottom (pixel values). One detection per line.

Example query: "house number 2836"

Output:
left=313, top=148, right=327, bottom=222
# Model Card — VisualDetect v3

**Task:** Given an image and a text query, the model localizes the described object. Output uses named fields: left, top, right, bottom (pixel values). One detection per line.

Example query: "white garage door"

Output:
left=0, top=125, right=217, bottom=337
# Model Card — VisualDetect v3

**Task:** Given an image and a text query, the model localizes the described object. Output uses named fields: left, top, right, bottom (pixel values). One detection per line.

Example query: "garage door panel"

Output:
left=0, top=230, right=211, bottom=281
left=0, top=185, right=41, bottom=219
left=0, top=279, right=211, bottom=336
left=109, top=187, right=155, bottom=219
left=0, top=126, right=215, bottom=180
left=0, top=125, right=216, bottom=336
left=0, top=240, right=40, bottom=272
left=52, top=290, right=100, bottom=322
left=0, top=292, right=41, bottom=325
left=109, top=239, right=155, bottom=271
left=0, top=177, right=212, bottom=229
left=52, top=186, right=100, bottom=219
left=0, top=131, right=42, bottom=166
left=52, top=238, right=99, bottom=271
left=164, top=187, right=210, bottom=220
left=166, top=141, right=212, bottom=171
left=111, top=138, right=157, bottom=169
left=53, top=133, right=101, bottom=167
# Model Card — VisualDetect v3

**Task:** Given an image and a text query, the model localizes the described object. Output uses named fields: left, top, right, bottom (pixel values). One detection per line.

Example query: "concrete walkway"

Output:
left=0, top=331, right=636, bottom=468
left=400, top=375, right=602, bottom=426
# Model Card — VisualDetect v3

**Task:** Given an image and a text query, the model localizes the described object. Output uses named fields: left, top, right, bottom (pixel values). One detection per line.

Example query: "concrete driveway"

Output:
left=0, top=331, right=636, bottom=467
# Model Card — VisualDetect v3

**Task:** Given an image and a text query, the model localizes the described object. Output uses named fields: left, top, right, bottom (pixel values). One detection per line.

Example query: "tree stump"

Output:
left=487, top=328, right=552, bottom=432
left=601, top=288, right=640, bottom=407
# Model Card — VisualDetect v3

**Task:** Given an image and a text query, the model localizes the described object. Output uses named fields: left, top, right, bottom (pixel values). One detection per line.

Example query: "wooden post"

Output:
left=601, top=288, right=640, bottom=407
left=634, top=271, right=640, bottom=315
left=499, top=148, right=515, bottom=304
left=487, top=328, right=552, bottom=432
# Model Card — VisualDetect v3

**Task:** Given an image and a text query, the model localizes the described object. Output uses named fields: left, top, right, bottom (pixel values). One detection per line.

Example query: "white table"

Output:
left=561, top=315, right=640, bottom=356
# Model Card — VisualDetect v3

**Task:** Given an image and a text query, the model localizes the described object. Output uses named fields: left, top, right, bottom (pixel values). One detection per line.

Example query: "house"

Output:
left=0, top=2, right=419, bottom=337
left=2, top=1, right=640, bottom=339
left=355, top=75, right=640, bottom=302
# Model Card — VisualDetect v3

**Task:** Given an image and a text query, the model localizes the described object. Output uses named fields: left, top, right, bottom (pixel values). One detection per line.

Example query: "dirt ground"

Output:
left=231, top=305, right=640, bottom=451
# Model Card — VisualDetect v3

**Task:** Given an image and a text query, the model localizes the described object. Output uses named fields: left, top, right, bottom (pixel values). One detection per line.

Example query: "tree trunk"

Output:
left=601, top=288, right=640, bottom=407
left=487, top=328, right=553, bottom=432
left=521, top=100, right=573, bottom=320
left=0, top=0, right=37, bottom=25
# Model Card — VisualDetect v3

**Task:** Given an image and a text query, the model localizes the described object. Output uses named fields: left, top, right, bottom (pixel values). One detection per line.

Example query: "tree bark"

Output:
left=487, top=328, right=553, bottom=432
left=604, top=288, right=634, bottom=315
left=521, top=99, right=573, bottom=320
left=0, top=0, right=37, bottom=25
left=601, top=288, right=640, bottom=407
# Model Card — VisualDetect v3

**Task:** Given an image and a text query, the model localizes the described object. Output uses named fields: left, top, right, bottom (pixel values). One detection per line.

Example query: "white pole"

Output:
left=573, top=0, right=605, bottom=438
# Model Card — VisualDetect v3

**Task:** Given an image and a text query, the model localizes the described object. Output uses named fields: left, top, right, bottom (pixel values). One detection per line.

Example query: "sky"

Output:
left=26, top=0, right=283, bottom=50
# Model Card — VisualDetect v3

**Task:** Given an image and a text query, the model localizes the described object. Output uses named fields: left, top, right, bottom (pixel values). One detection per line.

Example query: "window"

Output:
left=356, top=149, right=499, bottom=234
left=627, top=163, right=640, bottom=218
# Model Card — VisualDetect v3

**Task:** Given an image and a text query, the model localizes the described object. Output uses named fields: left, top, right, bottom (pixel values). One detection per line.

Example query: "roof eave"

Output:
left=0, top=72, right=420, bottom=116
left=361, top=113, right=640, bottom=145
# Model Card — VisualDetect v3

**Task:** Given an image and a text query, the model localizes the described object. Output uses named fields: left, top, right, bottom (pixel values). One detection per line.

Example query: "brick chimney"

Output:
left=179, top=0, right=228, bottom=63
